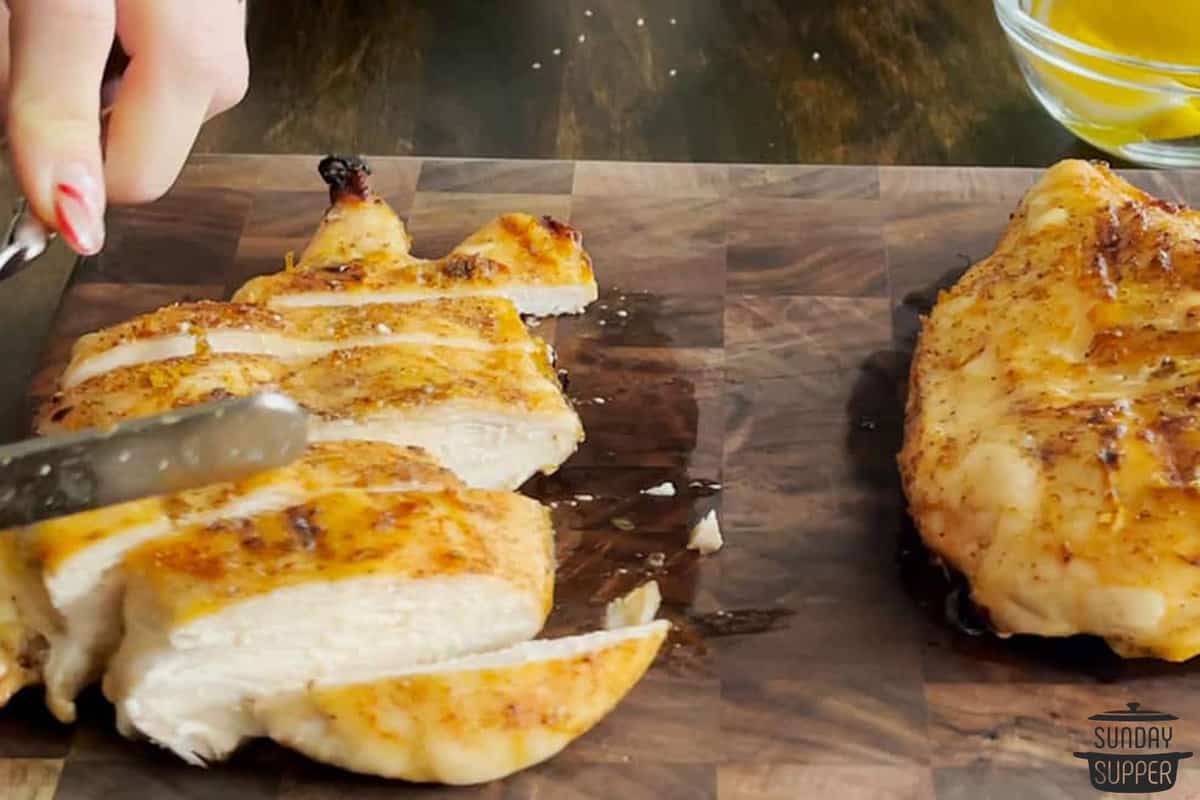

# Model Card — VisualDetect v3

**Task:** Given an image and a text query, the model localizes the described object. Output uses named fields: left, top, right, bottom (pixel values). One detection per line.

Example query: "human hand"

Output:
left=2, top=0, right=248, bottom=255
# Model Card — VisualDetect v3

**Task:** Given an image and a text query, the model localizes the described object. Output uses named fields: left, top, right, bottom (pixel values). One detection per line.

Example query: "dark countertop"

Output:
left=197, top=0, right=1110, bottom=166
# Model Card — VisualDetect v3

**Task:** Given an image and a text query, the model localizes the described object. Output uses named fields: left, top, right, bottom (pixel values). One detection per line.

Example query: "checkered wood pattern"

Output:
left=8, top=156, right=1200, bottom=799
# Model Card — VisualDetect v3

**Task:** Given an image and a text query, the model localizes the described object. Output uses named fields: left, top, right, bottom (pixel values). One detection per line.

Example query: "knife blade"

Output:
left=0, top=392, right=309, bottom=528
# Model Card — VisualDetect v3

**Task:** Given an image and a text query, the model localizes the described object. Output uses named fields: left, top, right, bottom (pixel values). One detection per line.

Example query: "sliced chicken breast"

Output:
left=39, top=344, right=582, bottom=490
left=6, top=442, right=455, bottom=722
left=61, top=297, right=540, bottom=389
left=256, top=621, right=668, bottom=785
left=104, top=488, right=555, bottom=764
left=232, top=156, right=596, bottom=316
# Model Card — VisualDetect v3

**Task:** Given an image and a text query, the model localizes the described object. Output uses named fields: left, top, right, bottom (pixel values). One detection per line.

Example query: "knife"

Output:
left=0, top=392, right=309, bottom=528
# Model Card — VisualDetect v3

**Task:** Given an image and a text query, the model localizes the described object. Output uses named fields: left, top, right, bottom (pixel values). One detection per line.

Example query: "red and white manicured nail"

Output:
left=52, top=163, right=104, bottom=255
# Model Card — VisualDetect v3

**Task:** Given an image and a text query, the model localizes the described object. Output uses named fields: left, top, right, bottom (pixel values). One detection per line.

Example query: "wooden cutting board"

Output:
left=7, top=156, right=1200, bottom=800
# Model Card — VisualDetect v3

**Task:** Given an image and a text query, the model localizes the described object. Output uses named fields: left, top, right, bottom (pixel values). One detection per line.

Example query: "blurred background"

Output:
left=0, top=0, right=1148, bottom=436
left=194, top=0, right=1108, bottom=166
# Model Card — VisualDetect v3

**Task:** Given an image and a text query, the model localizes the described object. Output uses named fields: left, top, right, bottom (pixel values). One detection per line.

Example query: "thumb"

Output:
left=7, top=0, right=115, bottom=255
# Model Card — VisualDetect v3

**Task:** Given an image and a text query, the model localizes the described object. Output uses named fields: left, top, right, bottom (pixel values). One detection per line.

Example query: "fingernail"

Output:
left=52, top=163, right=104, bottom=255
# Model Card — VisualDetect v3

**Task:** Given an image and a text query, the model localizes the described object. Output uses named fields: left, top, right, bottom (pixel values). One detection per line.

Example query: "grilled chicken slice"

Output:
left=61, top=297, right=541, bottom=389
left=104, top=488, right=555, bottom=764
left=39, top=344, right=582, bottom=490
left=4, top=442, right=455, bottom=722
left=902, top=159, right=1200, bottom=661
left=232, top=156, right=597, bottom=316
left=256, top=621, right=667, bottom=785
left=0, top=561, right=43, bottom=706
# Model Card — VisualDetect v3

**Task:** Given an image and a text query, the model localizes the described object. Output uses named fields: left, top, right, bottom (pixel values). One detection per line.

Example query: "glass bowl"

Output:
left=995, top=0, right=1200, bottom=167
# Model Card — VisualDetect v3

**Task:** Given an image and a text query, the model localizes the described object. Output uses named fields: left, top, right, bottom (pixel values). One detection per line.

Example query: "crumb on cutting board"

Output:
left=688, top=510, right=723, bottom=555
left=605, top=581, right=661, bottom=629
left=641, top=481, right=676, bottom=497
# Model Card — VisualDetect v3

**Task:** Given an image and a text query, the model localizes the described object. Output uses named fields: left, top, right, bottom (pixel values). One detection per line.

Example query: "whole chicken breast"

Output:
left=232, top=156, right=597, bottom=316
left=39, top=343, right=582, bottom=490
left=3, top=442, right=456, bottom=722
left=901, top=159, right=1200, bottom=661
left=61, top=297, right=540, bottom=389
left=104, top=487, right=555, bottom=764
left=256, top=621, right=668, bottom=785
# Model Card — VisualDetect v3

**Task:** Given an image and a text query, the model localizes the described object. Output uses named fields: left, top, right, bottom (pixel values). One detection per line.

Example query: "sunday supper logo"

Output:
left=1074, top=703, right=1193, bottom=794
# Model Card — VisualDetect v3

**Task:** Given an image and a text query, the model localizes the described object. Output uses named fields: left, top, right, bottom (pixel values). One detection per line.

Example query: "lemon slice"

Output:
left=1030, top=0, right=1200, bottom=145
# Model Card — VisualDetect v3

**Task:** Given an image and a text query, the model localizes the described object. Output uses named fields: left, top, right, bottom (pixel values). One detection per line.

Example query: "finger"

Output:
left=7, top=0, right=114, bottom=255
left=101, top=55, right=210, bottom=204
left=104, top=0, right=247, bottom=204
left=0, top=4, right=12, bottom=125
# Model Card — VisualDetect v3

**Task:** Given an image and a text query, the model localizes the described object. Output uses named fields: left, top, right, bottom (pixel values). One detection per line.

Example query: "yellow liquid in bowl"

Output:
left=1030, top=0, right=1200, bottom=148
